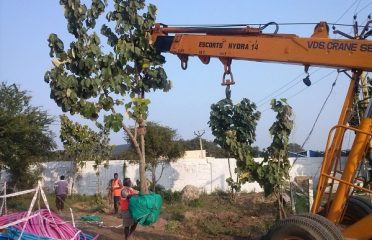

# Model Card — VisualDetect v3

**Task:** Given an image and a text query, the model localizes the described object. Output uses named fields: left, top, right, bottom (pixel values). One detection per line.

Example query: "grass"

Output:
left=160, top=191, right=276, bottom=238
left=5, top=189, right=276, bottom=239
left=6, top=193, right=107, bottom=213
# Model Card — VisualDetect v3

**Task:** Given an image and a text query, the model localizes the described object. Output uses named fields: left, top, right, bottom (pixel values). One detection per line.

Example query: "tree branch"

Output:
left=111, top=108, right=142, bottom=159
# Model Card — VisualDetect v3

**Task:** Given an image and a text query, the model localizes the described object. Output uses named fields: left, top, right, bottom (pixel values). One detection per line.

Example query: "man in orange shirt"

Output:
left=108, top=173, right=123, bottom=214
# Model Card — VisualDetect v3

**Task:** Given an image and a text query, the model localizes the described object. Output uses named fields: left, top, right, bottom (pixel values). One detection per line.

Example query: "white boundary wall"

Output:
left=37, top=156, right=332, bottom=195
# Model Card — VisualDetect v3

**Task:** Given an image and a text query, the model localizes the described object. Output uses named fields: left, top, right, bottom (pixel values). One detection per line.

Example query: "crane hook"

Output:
left=222, top=70, right=235, bottom=99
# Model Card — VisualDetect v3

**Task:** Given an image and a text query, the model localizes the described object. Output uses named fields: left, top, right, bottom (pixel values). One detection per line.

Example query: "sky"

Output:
left=0, top=0, right=371, bottom=151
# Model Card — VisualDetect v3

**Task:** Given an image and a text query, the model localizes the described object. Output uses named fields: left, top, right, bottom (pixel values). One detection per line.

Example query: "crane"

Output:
left=151, top=20, right=372, bottom=240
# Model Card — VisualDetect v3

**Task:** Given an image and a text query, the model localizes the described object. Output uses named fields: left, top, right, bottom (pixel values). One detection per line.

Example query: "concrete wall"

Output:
left=38, top=156, right=335, bottom=195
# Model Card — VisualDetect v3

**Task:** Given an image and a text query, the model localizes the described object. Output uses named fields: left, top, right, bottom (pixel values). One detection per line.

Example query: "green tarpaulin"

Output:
left=129, top=192, right=162, bottom=226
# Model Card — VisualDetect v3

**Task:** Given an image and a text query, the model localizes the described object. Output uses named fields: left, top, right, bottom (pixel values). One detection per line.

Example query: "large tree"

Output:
left=0, top=82, right=55, bottom=190
left=45, top=0, right=171, bottom=193
left=60, top=115, right=112, bottom=194
left=288, top=143, right=305, bottom=153
left=124, top=122, right=184, bottom=192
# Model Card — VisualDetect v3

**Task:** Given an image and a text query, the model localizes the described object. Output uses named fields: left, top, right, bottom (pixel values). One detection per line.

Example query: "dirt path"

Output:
left=76, top=214, right=191, bottom=240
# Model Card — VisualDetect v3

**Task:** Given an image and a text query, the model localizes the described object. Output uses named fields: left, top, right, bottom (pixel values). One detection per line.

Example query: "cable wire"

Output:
left=291, top=72, right=340, bottom=167
left=334, top=1, right=360, bottom=23
left=258, top=70, right=334, bottom=112
left=286, top=71, right=335, bottom=101
left=257, top=69, right=322, bottom=108
left=356, top=2, right=372, bottom=15
left=354, top=0, right=362, bottom=15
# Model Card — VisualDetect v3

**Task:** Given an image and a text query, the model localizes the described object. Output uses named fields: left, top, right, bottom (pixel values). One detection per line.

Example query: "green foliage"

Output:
left=257, top=99, right=293, bottom=196
left=209, top=98, right=293, bottom=197
left=209, top=98, right=261, bottom=193
left=209, top=98, right=260, bottom=149
left=45, top=0, right=171, bottom=193
left=288, top=143, right=305, bottom=153
left=0, top=82, right=55, bottom=190
left=161, top=190, right=182, bottom=204
left=60, top=115, right=113, bottom=170
left=187, top=198, right=203, bottom=208
left=124, top=122, right=185, bottom=190
left=45, top=0, right=170, bottom=121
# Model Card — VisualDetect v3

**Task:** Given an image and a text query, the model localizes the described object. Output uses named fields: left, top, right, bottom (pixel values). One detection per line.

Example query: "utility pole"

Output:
left=194, top=130, right=205, bottom=158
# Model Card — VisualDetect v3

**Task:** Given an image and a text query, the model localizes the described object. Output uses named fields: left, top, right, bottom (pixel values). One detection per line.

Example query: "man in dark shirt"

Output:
left=54, top=175, right=68, bottom=213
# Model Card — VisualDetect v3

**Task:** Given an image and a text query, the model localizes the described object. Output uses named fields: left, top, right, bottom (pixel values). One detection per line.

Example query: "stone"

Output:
left=181, top=185, right=200, bottom=202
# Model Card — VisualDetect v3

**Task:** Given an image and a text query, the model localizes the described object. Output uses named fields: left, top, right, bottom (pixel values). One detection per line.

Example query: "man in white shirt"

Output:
left=54, top=175, right=68, bottom=213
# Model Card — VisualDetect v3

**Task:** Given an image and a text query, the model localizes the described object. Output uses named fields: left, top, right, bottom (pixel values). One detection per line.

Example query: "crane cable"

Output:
left=258, top=70, right=335, bottom=113
left=291, top=72, right=340, bottom=168
left=256, top=69, right=319, bottom=106
left=334, top=0, right=360, bottom=23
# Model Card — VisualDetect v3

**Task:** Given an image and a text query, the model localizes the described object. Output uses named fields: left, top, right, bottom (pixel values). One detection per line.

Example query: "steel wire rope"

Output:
left=285, top=71, right=335, bottom=101
left=256, top=71, right=313, bottom=106
left=291, top=72, right=340, bottom=168
left=257, top=69, right=322, bottom=108
left=334, top=0, right=360, bottom=23
left=354, top=0, right=362, bottom=15
left=258, top=70, right=335, bottom=113
left=355, top=2, right=372, bottom=15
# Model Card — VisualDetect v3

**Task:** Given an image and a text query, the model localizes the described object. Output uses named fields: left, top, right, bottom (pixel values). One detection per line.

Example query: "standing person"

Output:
left=108, top=173, right=123, bottom=214
left=120, top=178, right=139, bottom=240
left=54, top=175, right=68, bottom=213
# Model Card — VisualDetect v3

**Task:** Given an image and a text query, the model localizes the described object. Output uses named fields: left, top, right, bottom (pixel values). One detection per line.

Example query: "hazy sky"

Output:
left=1, top=0, right=371, bottom=151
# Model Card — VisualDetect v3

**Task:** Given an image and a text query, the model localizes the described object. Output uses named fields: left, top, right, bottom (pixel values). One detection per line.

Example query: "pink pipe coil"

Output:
left=0, top=209, right=98, bottom=239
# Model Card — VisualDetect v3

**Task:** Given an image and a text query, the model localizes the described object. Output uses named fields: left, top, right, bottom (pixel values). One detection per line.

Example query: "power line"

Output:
left=256, top=72, right=304, bottom=106
left=257, top=69, right=322, bottom=108
left=334, top=0, right=359, bottom=23
left=356, top=2, right=372, bottom=15
left=258, top=70, right=335, bottom=112
left=292, top=72, right=339, bottom=167
left=285, top=71, right=335, bottom=100
left=354, top=0, right=362, bottom=15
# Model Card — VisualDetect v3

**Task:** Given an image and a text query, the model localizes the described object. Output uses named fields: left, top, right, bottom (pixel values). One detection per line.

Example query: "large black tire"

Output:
left=342, top=196, right=372, bottom=225
left=264, top=215, right=335, bottom=240
left=297, top=213, right=344, bottom=240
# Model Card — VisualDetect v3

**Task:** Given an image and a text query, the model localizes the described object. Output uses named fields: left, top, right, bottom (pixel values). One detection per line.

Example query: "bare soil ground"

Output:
left=65, top=192, right=276, bottom=240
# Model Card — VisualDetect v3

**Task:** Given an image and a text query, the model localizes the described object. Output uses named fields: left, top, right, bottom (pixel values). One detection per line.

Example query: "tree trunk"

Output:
left=151, top=164, right=156, bottom=192
left=139, top=133, right=148, bottom=194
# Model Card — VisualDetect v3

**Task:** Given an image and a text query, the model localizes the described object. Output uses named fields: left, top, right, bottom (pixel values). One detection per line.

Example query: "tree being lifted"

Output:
left=45, top=0, right=171, bottom=193
left=210, top=98, right=293, bottom=218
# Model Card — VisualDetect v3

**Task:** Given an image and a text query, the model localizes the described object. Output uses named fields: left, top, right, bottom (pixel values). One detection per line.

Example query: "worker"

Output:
left=120, top=178, right=139, bottom=240
left=54, top=175, right=68, bottom=213
left=108, top=173, right=123, bottom=214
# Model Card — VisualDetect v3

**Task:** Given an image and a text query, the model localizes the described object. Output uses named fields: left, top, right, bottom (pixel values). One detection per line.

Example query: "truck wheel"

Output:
left=297, top=213, right=344, bottom=240
left=342, top=196, right=372, bottom=225
left=264, top=215, right=335, bottom=240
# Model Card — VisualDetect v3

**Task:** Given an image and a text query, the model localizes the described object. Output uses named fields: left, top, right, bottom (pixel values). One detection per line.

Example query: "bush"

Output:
left=187, top=198, right=202, bottom=208
left=150, top=184, right=165, bottom=193
left=162, top=190, right=182, bottom=204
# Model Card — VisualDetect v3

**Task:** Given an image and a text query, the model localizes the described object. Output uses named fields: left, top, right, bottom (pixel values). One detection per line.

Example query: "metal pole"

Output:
left=194, top=130, right=205, bottom=158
